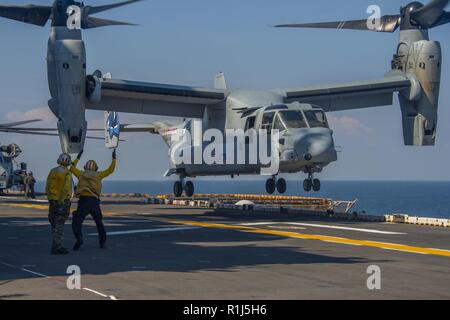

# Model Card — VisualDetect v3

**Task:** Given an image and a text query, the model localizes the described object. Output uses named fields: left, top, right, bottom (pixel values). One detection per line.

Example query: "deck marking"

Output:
left=0, top=261, right=118, bottom=300
left=162, top=219, right=450, bottom=258
left=3, top=204, right=49, bottom=210
left=89, top=226, right=199, bottom=236
left=286, top=222, right=406, bottom=235
left=267, top=226, right=307, bottom=230
left=1, top=203, right=117, bottom=217
left=239, top=222, right=404, bottom=235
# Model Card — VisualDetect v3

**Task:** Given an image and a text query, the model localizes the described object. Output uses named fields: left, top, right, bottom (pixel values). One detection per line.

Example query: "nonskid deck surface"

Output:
left=0, top=199, right=449, bottom=300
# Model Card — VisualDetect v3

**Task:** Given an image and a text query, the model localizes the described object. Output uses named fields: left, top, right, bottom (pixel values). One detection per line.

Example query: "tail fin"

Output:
left=104, top=111, right=186, bottom=148
left=214, top=72, right=227, bottom=90
left=105, top=112, right=121, bottom=149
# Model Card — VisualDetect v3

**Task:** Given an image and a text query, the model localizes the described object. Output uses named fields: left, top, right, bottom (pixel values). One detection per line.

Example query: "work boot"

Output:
left=73, top=239, right=84, bottom=251
left=51, top=247, right=69, bottom=255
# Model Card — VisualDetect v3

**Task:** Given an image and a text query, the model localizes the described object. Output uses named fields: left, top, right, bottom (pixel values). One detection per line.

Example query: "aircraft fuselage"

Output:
left=170, top=91, right=338, bottom=178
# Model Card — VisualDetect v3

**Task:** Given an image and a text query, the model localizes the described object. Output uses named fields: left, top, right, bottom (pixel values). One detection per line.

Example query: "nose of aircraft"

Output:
left=293, top=129, right=337, bottom=164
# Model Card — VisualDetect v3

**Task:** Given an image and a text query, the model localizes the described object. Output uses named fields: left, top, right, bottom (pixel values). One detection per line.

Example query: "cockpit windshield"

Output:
left=275, top=111, right=308, bottom=130
left=303, top=110, right=329, bottom=128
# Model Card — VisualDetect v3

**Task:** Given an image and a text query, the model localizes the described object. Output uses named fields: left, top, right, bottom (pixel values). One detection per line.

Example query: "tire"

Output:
left=276, top=178, right=287, bottom=194
left=312, top=179, right=321, bottom=192
left=173, top=181, right=183, bottom=198
left=303, top=179, right=312, bottom=192
left=184, top=181, right=195, bottom=198
left=265, top=179, right=276, bottom=194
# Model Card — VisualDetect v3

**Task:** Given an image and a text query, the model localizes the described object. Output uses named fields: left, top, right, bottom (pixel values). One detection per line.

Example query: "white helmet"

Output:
left=57, top=153, right=72, bottom=166
left=84, top=160, right=98, bottom=172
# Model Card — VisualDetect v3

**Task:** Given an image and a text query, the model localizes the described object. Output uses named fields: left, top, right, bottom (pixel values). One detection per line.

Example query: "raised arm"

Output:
left=69, top=151, right=84, bottom=178
left=99, top=150, right=117, bottom=179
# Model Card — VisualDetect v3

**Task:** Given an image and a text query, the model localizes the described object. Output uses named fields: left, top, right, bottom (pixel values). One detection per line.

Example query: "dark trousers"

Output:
left=72, top=196, right=107, bottom=245
left=48, top=200, right=71, bottom=250
left=27, top=185, right=35, bottom=199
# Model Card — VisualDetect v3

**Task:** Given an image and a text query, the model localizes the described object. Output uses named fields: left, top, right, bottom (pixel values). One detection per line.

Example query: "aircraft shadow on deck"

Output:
left=0, top=216, right=392, bottom=282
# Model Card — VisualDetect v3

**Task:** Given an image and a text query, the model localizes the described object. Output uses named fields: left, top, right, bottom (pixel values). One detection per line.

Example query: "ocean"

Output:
left=34, top=180, right=450, bottom=218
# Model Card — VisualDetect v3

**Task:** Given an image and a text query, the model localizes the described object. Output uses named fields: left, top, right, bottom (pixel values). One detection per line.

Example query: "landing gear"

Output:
left=276, top=178, right=287, bottom=194
left=265, top=178, right=276, bottom=194
left=303, top=179, right=312, bottom=192
left=266, top=177, right=287, bottom=194
left=173, top=178, right=195, bottom=198
left=303, top=170, right=321, bottom=192
left=184, top=181, right=195, bottom=198
left=173, top=181, right=183, bottom=198
left=312, top=179, right=321, bottom=192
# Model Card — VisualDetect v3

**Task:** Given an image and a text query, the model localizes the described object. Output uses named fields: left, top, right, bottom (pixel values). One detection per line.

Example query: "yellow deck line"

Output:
left=2, top=204, right=49, bottom=210
left=4, top=203, right=450, bottom=258
left=164, top=219, right=450, bottom=258
left=1, top=203, right=117, bottom=216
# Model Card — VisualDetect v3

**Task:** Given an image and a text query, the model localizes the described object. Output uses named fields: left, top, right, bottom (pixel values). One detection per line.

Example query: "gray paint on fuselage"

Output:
left=172, top=91, right=337, bottom=177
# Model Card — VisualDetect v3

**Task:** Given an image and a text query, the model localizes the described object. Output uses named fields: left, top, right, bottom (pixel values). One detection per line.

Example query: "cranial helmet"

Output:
left=84, top=160, right=99, bottom=172
left=57, top=153, right=72, bottom=166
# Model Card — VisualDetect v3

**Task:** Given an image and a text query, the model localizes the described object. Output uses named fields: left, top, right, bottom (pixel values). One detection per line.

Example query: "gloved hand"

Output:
left=112, top=149, right=117, bottom=160
left=77, top=150, right=84, bottom=160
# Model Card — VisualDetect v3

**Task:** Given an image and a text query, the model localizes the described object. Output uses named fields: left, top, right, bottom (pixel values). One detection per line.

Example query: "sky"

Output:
left=0, top=0, right=449, bottom=181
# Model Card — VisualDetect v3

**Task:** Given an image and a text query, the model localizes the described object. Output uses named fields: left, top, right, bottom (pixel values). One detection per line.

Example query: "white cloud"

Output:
left=328, top=115, right=373, bottom=136
left=5, top=107, right=55, bottom=125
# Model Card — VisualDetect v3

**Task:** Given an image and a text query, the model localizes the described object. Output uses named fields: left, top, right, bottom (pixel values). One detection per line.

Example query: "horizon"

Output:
left=1, top=0, right=449, bottom=182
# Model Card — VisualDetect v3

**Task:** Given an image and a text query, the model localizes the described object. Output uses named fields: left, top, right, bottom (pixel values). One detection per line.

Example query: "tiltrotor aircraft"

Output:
left=0, top=120, right=42, bottom=192
left=0, top=0, right=448, bottom=197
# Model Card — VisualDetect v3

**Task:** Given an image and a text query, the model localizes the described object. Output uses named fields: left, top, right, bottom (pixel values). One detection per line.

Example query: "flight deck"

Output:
left=0, top=195, right=449, bottom=300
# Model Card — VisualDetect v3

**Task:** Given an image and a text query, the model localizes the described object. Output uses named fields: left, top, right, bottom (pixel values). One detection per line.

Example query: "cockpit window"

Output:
left=276, top=111, right=308, bottom=129
left=261, top=112, right=275, bottom=132
left=304, top=110, right=329, bottom=128
left=273, top=114, right=286, bottom=131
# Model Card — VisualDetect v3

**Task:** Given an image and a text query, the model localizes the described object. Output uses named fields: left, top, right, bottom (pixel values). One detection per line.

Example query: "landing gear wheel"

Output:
left=303, top=179, right=312, bottom=192
left=276, top=178, right=287, bottom=194
left=265, top=178, right=276, bottom=195
left=173, top=181, right=183, bottom=198
left=184, top=181, right=195, bottom=198
left=312, top=179, right=321, bottom=192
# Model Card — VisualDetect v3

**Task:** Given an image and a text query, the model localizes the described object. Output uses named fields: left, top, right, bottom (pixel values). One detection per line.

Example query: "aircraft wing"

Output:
left=87, top=77, right=227, bottom=118
left=281, top=74, right=413, bottom=112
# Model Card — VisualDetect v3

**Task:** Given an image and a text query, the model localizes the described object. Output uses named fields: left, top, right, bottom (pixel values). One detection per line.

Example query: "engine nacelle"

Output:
left=396, top=40, right=442, bottom=146
left=47, top=28, right=88, bottom=154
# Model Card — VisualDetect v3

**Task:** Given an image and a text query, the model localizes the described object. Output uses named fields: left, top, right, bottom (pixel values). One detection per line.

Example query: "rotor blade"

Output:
left=275, top=15, right=401, bottom=33
left=0, top=129, right=63, bottom=137
left=0, top=119, right=42, bottom=128
left=0, top=129, right=108, bottom=141
left=431, top=10, right=450, bottom=27
left=411, top=0, right=450, bottom=27
left=0, top=5, right=52, bottom=26
left=84, top=0, right=143, bottom=15
left=1, top=127, right=103, bottom=132
left=82, top=16, right=137, bottom=29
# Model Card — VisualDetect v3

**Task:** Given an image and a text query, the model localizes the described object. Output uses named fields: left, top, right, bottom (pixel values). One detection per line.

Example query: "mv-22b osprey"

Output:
left=0, top=0, right=448, bottom=197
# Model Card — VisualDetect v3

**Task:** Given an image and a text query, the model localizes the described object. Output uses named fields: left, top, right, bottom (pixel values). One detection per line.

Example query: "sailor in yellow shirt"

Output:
left=71, top=149, right=117, bottom=251
left=46, top=153, right=73, bottom=255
